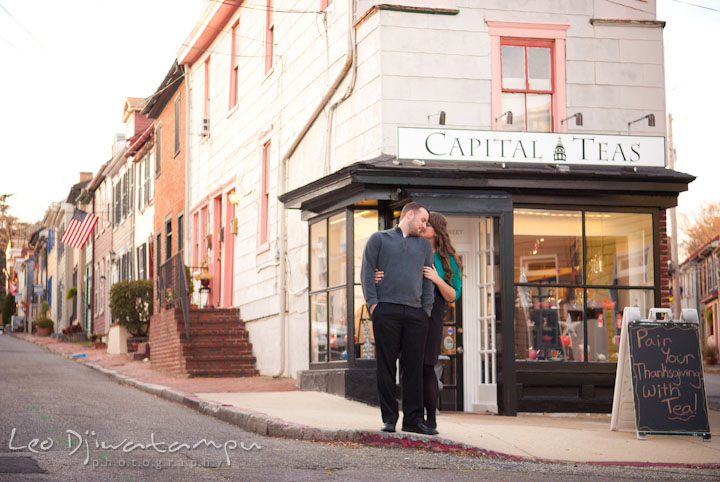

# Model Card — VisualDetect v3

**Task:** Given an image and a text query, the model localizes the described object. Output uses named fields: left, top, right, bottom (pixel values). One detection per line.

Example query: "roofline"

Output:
left=177, top=2, right=239, bottom=66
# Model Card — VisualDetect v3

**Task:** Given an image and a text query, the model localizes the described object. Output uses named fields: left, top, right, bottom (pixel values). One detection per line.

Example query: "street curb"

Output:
left=9, top=334, right=720, bottom=469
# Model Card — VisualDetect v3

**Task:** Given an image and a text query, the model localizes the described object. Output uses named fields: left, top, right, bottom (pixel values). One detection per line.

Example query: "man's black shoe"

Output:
left=401, top=422, right=438, bottom=435
left=381, top=422, right=396, bottom=432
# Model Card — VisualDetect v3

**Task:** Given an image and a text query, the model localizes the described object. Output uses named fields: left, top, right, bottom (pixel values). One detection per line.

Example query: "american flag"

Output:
left=60, top=209, right=98, bottom=249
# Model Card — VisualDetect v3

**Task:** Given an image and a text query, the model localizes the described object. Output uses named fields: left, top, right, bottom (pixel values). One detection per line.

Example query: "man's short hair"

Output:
left=400, top=202, right=428, bottom=220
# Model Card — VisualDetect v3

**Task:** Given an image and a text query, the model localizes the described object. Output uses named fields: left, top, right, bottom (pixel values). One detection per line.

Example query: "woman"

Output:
left=375, top=211, right=462, bottom=432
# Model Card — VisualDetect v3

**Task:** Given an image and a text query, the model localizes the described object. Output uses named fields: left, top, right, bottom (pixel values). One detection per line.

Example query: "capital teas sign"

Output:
left=397, top=127, right=666, bottom=168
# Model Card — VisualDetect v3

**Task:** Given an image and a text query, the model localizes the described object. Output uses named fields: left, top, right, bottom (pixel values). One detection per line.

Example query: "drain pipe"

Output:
left=273, top=1, right=356, bottom=378
left=325, top=0, right=358, bottom=174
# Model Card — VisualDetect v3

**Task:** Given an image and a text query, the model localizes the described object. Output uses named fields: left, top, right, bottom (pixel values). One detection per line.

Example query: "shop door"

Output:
left=446, top=216, right=499, bottom=414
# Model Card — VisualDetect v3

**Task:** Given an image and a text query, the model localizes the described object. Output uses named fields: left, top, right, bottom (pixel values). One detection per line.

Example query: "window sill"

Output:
left=262, top=66, right=274, bottom=84
left=256, top=241, right=270, bottom=255
left=227, top=103, right=239, bottom=119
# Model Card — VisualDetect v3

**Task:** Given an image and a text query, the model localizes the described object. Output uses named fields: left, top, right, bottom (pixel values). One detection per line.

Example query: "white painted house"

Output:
left=178, top=0, right=691, bottom=415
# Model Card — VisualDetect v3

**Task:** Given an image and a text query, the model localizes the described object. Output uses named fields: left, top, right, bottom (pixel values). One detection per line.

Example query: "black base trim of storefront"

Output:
left=298, top=366, right=379, bottom=406
left=515, top=361, right=617, bottom=413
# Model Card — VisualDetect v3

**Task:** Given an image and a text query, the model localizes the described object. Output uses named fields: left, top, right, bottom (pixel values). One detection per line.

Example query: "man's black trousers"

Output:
left=372, top=302, right=429, bottom=426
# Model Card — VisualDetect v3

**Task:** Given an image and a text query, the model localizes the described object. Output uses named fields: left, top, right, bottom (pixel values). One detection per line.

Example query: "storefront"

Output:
left=280, top=127, right=694, bottom=415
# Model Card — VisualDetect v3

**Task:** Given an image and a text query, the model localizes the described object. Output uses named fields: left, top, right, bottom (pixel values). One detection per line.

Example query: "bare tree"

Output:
left=679, top=201, right=720, bottom=258
left=0, top=194, right=18, bottom=252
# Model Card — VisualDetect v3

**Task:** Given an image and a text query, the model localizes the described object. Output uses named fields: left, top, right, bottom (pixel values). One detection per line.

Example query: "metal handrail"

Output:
left=157, top=251, right=190, bottom=340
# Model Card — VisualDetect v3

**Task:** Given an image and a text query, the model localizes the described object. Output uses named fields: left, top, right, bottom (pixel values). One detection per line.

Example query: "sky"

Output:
left=0, top=0, right=718, bottom=236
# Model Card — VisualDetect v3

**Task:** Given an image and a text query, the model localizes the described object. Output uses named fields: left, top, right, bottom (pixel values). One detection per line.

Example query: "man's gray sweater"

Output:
left=361, top=226, right=434, bottom=316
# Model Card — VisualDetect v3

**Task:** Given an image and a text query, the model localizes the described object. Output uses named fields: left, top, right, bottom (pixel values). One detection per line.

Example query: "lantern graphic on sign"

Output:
left=553, top=137, right=567, bottom=161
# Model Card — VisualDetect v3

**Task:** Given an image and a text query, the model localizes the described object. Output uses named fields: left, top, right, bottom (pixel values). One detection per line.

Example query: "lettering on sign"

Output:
left=627, top=322, right=710, bottom=434
left=397, top=127, right=666, bottom=168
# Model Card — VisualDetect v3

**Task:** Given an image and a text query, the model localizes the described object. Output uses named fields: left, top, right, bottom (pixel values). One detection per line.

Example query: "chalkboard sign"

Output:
left=627, top=321, right=710, bottom=438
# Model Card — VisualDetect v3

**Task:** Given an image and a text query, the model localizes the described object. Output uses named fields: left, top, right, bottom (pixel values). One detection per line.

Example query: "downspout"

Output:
left=325, top=0, right=359, bottom=174
left=273, top=0, right=356, bottom=378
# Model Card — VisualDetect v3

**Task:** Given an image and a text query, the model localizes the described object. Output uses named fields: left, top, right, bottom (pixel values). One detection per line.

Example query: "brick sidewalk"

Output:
left=11, top=333, right=297, bottom=394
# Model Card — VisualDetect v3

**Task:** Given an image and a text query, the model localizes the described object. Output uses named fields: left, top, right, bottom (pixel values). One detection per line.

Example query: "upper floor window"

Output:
left=155, top=125, right=162, bottom=177
left=204, top=57, right=211, bottom=117
left=488, top=20, right=568, bottom=133
left=259, top=140, right=270, bottom=248
left=229, top=21, right=239, bottom=109
left=501, top=40, right=553, bottom=132
left=265, top=0, right=274, bottom=74
left=174, top=95, right=181, bottom=155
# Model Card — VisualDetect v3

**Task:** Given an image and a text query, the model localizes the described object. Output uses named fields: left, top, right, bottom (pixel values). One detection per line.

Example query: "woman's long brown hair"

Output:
left=428, top=212, right=463, bottom=283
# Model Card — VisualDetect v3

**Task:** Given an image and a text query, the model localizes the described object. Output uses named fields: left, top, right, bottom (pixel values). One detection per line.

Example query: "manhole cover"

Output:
left=0, top=456, right=46, bottom=474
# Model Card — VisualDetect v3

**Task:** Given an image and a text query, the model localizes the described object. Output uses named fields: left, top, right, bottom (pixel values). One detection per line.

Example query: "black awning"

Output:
left=279, top=155, right=695, bottom=215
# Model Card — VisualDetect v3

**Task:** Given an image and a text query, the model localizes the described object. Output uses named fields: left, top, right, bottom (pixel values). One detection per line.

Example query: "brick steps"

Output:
left=149, top=308, right=259, bottom=378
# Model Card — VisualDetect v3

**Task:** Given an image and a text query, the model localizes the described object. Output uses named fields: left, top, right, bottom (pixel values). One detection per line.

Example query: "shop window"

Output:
left=353, top=210, right=379, bottom=359
left=514, top=209, right=655, bottom=363
left=488, top=20, right=567, bottom=132
left=309, top=212, right=347, bottom=363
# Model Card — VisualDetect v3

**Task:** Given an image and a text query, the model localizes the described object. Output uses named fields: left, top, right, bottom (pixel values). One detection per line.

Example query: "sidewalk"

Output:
left=9, top=333, right=720, bottom=468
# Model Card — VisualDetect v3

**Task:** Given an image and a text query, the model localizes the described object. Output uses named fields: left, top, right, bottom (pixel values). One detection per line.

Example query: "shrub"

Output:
left=62, top=324, right=83, bottom=335
left=2, top=294, right=16, bottom=325
left=109, top=280, right=153, bottom=337
left=66, top=287, right=77, bottom=300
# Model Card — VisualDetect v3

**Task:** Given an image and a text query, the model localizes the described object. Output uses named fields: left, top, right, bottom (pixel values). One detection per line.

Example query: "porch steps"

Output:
left=149, top=307, right=259, bottom=378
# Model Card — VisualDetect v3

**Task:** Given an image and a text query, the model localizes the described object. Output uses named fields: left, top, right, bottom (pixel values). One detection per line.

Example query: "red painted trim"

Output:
left=178, top=2, right=239, bottom=66
left=204, top=57, right=211, bottom=118
left=223, top=191, right=235, bottom=307
left=259, top=140, right=270, bottom=247
left=192, top=211, right=200, bottom=268
left=257, top=124, right=274, bottom=140
left=189, top=176, right=237, bottom=214
left=265, top=0, right=274, bottom=74
left=211, top=195, right=223, bottom=307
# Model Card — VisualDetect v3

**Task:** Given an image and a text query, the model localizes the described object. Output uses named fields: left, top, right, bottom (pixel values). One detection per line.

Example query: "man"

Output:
left=361, top=202, right=436, bottom=435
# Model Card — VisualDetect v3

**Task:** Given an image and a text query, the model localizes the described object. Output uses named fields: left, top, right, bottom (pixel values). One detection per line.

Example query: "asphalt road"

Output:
left=0, top=334, right=718, bottom=482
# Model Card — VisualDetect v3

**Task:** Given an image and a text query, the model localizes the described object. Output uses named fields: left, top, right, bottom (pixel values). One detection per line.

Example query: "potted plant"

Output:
left=66, top=286, right=77, bottom=300
left=185, top=265, right=197, bottom=308
left=194, top=258, right=212, bottom=288
left=32, top=302, right=53, bottom=337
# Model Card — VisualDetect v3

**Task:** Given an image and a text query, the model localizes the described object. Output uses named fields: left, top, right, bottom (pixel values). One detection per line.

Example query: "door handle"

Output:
left=457, top=346, right=464, bottom=354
